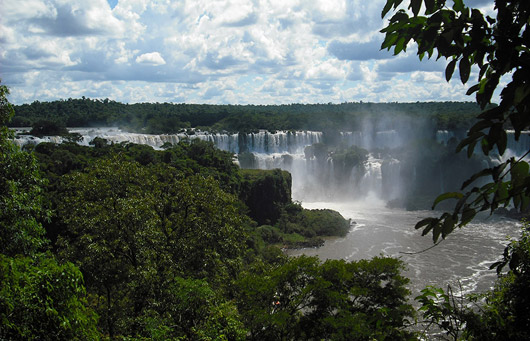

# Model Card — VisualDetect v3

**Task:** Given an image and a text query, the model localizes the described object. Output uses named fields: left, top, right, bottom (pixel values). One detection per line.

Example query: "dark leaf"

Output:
left=477, top=106, right=504, bottom=120
left=492, top=162, right=509, bottom=182
left=460, top=208, right=476, bottom=226
left=452, top=0, right=464, bottom=12
left=481, top=137, right=490, bottom=155
left=394, top=37, right=406, bottom=55
left=410, top=0, right=422, bottom=17
left=415, top=217, right=438, bottom=230
left=462, top=168, right=493, bottom=189
left=521, top=195, right=530, bottom=211
left=514, top=193, right=521, bottom=210
left=445, top=59, right=457, bottom=82
left=454, top=191, right=471, bottom=213
left=513, top=84, right=530, bottom=106
left=455, top=131, right=484, bottom=153
left=468, top=119, right=493, bottom=134
left=382, top=0, right=404, bottom=18
left=494, top=182, right=509, bottom=206
left=432, top=192, right=464, bottom=209
left=433, top=223, right=442, bottom=243
left=381, top=33, right=399, bottom=50
left=467, top=140, right=477, bottom=158
left=489, top=261, right=504, bottom=273
left=511, top=161, right=529, bottom=184
left=459, top=57, right=471, bottom=84
left=466, top=83, right=480, bottom=96
left=497, top=129, right=507, bottom=155
left=421, top=223, right=435, bottom=237
left=441, top=215, right=456, bottom=239
left=382, top=0, right=395, bottom=18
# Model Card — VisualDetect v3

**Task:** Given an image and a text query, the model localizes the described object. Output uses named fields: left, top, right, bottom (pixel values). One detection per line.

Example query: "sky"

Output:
left=1, top=0, right=495, bottom=105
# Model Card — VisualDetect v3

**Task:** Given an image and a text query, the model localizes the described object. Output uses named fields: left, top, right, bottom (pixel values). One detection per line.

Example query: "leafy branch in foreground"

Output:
left=382, top=0, right=530, bottom=241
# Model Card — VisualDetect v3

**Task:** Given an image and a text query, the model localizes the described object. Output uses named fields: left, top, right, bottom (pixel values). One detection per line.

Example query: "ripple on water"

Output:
left=289, top=201, right=520, bottom=299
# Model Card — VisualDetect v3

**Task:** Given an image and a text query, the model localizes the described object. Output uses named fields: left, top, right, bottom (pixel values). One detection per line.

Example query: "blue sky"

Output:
left=1, top=0, right=495, bottom=105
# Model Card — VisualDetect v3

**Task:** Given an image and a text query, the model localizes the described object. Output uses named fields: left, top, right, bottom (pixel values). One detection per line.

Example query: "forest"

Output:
left=10, top=98, right=481, bottom=134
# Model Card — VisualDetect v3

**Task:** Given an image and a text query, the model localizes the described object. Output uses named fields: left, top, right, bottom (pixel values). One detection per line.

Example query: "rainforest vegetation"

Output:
left=10, top=98, right=481, bottom=134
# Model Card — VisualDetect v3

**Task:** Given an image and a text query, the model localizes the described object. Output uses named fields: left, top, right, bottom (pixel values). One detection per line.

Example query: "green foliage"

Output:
left=480, top=221, right=530, bottom=339
left=0, top=82, right=48, bottom=258
left=238, top=169, right=350, bottom=248
left=0, top=253, right=99, bottom=340
left=331, top=145, right=368, bottom=169
left=2, top=79, right=419, bottom=338
left=239, top=169, right=292, bottom=225
left=34, top=138, right=241, bottom=193
left=12, top=97, right=481, bottom=133
left=55, top=156, right=249, bottom=336
left=0, top=84, right=15, bottom=128
left=0, top=140, right=48, bottom=257
left=236, top=255, right=415, bottom=340
left=0, top=80, right=98, bottom=339
left=136, top=277, right=247, bottom=340
left=416, top=285, right=468, bottom=339
left=29, top=119, right=68, bottom=137
left=382, top=0, right=530, bottom=241
left=274, top=203, right=350, bottom=247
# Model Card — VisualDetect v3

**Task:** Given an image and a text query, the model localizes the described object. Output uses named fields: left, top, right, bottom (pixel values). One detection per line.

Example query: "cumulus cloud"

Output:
left=135, top=52, right=166, bottom=66
left=0, top=0, right=484, bottom=104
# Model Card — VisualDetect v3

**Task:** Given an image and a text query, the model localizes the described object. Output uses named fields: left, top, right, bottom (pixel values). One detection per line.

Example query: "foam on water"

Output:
left=288, top=201, right=519, bottom=299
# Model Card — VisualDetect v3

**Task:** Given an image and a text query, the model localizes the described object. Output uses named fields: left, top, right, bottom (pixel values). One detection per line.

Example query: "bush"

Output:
left=0, top=254, right=99, bottom=340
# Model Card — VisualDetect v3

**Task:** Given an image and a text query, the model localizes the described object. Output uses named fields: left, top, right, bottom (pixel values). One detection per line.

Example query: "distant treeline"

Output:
left=11, top=97, right=482, bottom=133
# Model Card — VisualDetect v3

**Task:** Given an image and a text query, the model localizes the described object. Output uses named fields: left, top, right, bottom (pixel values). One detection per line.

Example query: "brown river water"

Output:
left=288, top=200, right=520, bottom=299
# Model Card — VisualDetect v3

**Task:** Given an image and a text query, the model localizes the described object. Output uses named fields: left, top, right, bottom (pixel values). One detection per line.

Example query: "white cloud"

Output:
left=0, top=0, right=489, bottom=105
left=135, top=52, right=166, bottom=66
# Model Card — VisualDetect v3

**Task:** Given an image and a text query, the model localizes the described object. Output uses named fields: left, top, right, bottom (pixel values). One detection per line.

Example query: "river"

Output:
left=288, top=200, right=520, bottom=299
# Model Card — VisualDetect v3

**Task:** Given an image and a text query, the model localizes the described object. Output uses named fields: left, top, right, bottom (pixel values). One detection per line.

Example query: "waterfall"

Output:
left=12, top=127, right=489, bottom=204
left=340, top=130, right=404, bottom=149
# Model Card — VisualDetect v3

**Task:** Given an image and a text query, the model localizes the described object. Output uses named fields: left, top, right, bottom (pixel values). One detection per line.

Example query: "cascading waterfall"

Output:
left=14, top=127, right=530, bottom=204
left=341, top=131, right=404, bottom=150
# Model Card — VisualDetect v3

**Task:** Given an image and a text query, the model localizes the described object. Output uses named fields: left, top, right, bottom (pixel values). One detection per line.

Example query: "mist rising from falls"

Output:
left=14, top=127, right=530, bottom=206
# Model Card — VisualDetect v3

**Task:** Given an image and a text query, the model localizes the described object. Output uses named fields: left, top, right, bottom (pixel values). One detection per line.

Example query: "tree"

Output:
left=0, top=254, right=99, bottom=340
left=0, top=80, right=99, bottom=339
left=0, top=82, right=48, bottom=257
left=382, top=0, right=530, bottom=241
left=236, top=255, right=414, bottom=340
left=56, top=156, right=249, bottom=336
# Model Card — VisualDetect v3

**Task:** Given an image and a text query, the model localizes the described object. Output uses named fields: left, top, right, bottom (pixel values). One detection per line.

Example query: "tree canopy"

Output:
left=12, top=97, right=481, bottom=134
left=0, top=81, right=99, bottom=339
